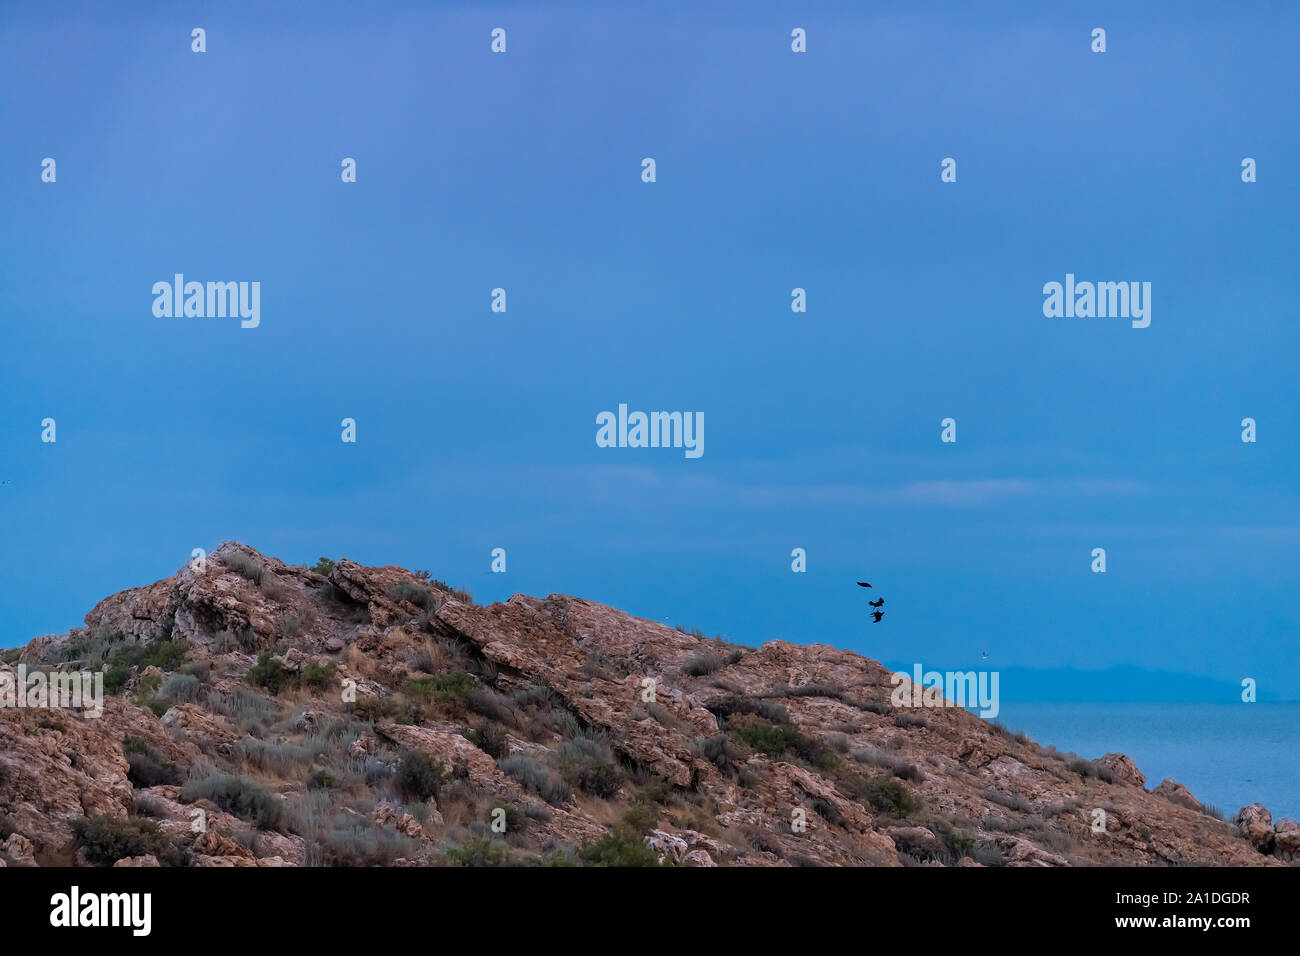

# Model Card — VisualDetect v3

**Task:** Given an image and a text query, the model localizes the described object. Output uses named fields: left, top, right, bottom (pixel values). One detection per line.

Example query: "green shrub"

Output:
left=729, top=719, right=803, bottom=758
left=465, top=724, right=509, bottom=759
left=706, top=694, right=790, bottom=725
left=180, top=774, right=284, bottom=830
left=683, top=653, right=722, bottom=677
left=159, top=673, right=201, bottom=703
left=72, top=815, right=181, bottom=866
left=499, top=754, right=571, bottom=805
left=396, top=751, right=445, bottom=800
left=238, top=738, right=319, bottom=776
left=320, top=815, right=418, bottom=866
left=578, top=834, right=660, bottom=867
left=404, top=672, right=474, bottom=705
left=557, top=737, right=623, bottom=798
left=300, top=660, right=337, bottom=692
left=307, top=769, right=335, bottom=790
left=246, top=654, right=292, bottom=694
left=389, top=580, right=437, bottom=609
left=866, top=776, right=923, bottom=817
left=310, top=557, right=335, bottom=575
left=692, top=734, right=738, bottom=768
left=444, top=836, right=509, bottom=866
left=102, top=638, right=191, bottom=694
left=122, top=736, right=182, bottom=788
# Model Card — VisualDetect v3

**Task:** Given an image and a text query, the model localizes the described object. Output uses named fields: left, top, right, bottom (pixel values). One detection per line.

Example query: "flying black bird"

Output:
left=857, top=581, right=872, bottom=588
left=871, top=610, right=884, bottom=623
left=869, top=597, right=884, bottom=608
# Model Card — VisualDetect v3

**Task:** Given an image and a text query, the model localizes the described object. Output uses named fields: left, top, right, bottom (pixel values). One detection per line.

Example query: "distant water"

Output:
left=991, top=702, right=1300, bottom=821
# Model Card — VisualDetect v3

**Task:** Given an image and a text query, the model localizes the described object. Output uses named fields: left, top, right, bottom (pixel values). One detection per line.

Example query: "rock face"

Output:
left=1236, top=803, right=1275, bottom=853
left=1097, top=753, right=1146, bottom=789
left=0, top=542, right=1284, bottom=868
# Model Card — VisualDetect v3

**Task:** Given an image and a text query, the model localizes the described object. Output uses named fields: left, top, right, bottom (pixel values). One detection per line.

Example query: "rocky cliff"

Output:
left=0, top=542, right=1292, bottom=868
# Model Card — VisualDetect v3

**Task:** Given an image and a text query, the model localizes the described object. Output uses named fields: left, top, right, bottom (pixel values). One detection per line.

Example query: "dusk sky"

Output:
left=2, top=0, right=1296, bottom=700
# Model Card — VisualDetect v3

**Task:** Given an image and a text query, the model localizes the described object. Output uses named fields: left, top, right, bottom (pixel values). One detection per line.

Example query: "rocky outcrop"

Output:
left=0, top=542, right=1285, bottom=868
left=1097, top=753, right=1146, bottom=789
left=1236, top=803, right=1275, bottom=853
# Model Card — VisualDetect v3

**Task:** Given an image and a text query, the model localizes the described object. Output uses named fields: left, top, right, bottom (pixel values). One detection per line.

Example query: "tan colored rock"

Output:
left=1097, top=753, right=1146, bottom=788
left=1152, top=778, right=1200, bottom=809
left=193, top=827, right=255, bottom=860
left=1272, top=818, right=1299, bottom=860
left=3, top=833, right=36, bottom=864
left=1236, top=803, right=1274, bottom=851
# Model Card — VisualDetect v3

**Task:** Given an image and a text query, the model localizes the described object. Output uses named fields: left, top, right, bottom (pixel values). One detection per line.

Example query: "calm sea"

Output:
left=992, top=702, right=1300, bottom=821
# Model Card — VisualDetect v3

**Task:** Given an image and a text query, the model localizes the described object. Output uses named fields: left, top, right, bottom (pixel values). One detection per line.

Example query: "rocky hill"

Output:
left=0, top=542, right=1292, bottom=868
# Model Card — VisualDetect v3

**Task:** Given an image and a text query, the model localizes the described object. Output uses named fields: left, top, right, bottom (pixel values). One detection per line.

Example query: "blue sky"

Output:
left=1, top=1, right=1297, bottom=700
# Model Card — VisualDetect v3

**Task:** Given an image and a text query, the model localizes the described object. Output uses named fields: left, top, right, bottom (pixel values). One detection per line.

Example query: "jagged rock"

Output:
left=3, top=833, right=36, bottom=864
left=1272, top=818, right=1299, bottom=860
left=374, top=803, right=424, bottom=839
left=1236, top=803, right=1275, bottom=852
left=646, top=829, right=690, bottom=864
left=113, top=855, right=160, bottom=867
left=1152, top=778, right=1200, bottom=809
left=193, top=827, right=255, bottom=860
left=1097, top=753, right=1146, bottom=789
left=683, top=849, right=716, bottom=867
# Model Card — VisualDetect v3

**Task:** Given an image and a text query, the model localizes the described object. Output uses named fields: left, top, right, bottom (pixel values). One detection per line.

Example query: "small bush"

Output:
left=320, top=815, right=418, bottom=866
left=693, top=734, right=738, bottom=769
left=123, top=736, right=181, bottom=788
left=557, top=737, right=623, bottom=797
left=238, top=738, right=319, bottom=776
left=866, top=776, right=923, bottom=817
left=429, top=579, right=473, bottom=604
left=180, top=774, right=284, bottom=830
left=396, top=751, right=445, bottom=801
left=465, top=724, right=509, bottom=759
left=445, top=836, right=509, bottom=867
left=221, top=550, right=265, bottom=584
left=579, top=834, right=660, bottom=867
left=729, top=718, right=803, bottom=758
left=499, top=754, right=571, bottom=805
left=405, top=672, right=474, bottom=706
left=824, top=732, right=851, bottom=753
left=705, top=694, right=790, bottom=725
left=310, top=557, right=336, bottom=575
left=103, top=638, right=191, bottom=694
left=300, top=660, right=337, bottom=692
left=984, top=789, right=1031, bottom=812
left=683, top=653, right=723, bottom=677
left=72, top=815, right=181, bottom=866
left=854, top=748, right=923, bottom=781
left=159, top=673, right=201, bottom=703
left=389, top=580, right=438, bottom=609
left=247, top=654, right=292, bottom=694
left=277, top=611, right=306, bottom=637
left=1068, top=758, right=1115, bottom=783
